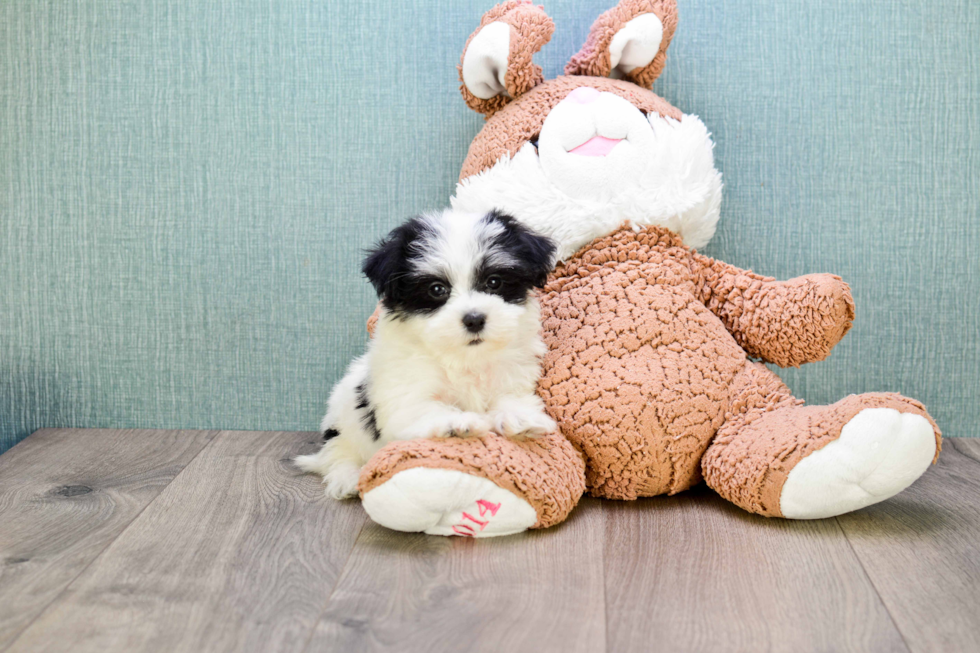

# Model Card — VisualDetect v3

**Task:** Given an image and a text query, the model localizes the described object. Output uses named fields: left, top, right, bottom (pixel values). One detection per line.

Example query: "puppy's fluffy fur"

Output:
left=296, top=209, right=558, bottom=499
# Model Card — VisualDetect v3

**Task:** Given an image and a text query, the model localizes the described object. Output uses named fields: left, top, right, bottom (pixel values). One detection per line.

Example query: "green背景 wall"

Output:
left=1, top=0, right=978, bottom=453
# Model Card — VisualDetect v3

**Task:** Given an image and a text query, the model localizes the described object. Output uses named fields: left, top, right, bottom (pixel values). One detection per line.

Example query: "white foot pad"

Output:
left=361, top=467, right=537, bottom=538
left=780, top=408, right=937, bottom=519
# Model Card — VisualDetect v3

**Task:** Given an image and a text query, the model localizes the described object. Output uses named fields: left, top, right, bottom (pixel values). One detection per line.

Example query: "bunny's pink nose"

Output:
left=567, top=86, right=600, bottom=104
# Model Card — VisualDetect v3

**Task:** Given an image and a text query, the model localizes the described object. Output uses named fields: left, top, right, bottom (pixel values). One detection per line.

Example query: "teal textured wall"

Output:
left=1, top=0, right=978, bottom=453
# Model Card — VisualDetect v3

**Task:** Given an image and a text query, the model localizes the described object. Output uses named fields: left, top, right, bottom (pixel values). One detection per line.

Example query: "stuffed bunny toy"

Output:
left=351, top=0, right=941, bottom=537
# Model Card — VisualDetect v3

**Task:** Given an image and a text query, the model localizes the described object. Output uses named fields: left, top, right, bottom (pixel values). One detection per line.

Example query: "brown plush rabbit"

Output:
left=351, top=0, right=940, bottom=537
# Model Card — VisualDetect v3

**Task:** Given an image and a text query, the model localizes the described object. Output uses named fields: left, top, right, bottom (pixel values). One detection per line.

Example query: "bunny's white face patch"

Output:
left=537, top=89, right=664, bottom=202
left=452, top=98, right=723, bottom=261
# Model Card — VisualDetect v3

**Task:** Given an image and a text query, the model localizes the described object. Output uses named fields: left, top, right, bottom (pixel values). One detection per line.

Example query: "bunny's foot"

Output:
left=703, top=383, right=941, bottom=519
left=358, top=431, right=585, bottom=537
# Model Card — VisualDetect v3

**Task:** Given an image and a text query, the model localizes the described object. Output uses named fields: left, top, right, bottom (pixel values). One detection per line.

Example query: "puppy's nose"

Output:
left=462, top=312, right=486, bottom=334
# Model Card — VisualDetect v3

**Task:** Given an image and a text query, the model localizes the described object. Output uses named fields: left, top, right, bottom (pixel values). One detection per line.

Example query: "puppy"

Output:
left=296, top=208, right=558, bottom=499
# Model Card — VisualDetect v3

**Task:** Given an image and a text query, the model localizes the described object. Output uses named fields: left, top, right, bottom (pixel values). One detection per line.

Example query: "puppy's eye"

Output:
left=485, top=275, right=503, bottom=291
left=428, top=282, right=449, bottom=299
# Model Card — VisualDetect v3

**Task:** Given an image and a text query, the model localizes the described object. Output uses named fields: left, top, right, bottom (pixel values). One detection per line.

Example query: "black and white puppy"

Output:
left=296, top=209, right=558, bottom=499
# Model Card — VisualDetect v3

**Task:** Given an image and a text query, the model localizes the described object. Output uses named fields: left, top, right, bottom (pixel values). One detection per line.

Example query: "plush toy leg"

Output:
left=701, top=362, right=941, bottom=519
left=357, top=432, right=585, bottom=537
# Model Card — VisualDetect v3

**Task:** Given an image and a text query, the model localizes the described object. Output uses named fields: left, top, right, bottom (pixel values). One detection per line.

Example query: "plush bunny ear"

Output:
left=459, top=1, right=555, bottom=117
left=565, top=0, right=677, bottom=89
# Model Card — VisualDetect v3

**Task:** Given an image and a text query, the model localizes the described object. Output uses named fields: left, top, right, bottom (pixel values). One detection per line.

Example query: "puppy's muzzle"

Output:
left=462, top=311, right=486, bottom=334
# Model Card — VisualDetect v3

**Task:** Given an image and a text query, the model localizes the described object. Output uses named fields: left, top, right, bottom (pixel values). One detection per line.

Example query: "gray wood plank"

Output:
left=837, top=438, right=980, bottom=653
left=0, top=428, right=218, bottom=651
left=6, top=430, right=367, bottom=653
left=603, top=485, right=909, bottom=653
left=305, top=497, right=606, bottom=653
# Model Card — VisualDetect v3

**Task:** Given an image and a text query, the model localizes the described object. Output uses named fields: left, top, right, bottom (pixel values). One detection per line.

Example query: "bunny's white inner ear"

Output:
left=608, top=13, right=664, bottom=75
left=462, top=21, right=511, bottom=100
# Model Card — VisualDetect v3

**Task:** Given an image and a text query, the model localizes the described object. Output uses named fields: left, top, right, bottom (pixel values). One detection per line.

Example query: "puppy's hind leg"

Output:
left=298, top=354, right=372, bottom=499
left=295, top=435, right=364, bottom=500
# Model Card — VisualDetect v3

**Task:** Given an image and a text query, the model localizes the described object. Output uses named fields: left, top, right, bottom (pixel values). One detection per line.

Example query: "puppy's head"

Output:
left=363, top=209, right=555, bottom=352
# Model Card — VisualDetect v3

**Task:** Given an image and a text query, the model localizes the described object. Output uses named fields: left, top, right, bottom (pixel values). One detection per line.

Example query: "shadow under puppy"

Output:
left=296, top=209, right=557, bottom=499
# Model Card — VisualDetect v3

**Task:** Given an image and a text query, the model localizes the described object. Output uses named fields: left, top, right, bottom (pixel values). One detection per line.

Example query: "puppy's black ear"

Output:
left=514, top=228, right=556, bottom=289
left=361, top=235, right=400, bottom=299
left=362, top=216, right=429, bottom=299
left=484, top=210, right=556, bottom=288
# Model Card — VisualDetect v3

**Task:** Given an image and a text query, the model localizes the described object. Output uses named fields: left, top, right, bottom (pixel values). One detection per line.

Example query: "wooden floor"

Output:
left=0, top=430, right=978, bottom=653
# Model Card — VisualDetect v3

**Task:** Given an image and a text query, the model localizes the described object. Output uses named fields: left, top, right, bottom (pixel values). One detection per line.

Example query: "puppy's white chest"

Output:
left=441, top=364, right=501, bottom=413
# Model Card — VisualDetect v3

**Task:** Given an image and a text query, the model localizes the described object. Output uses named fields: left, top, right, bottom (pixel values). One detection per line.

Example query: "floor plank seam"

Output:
left=297, top=507, right=369, bottom=653
left=0, top=429, right=223, bottom=653
left=598, top=502, right=609, bottom=653
left=833, top=515, right=914, bottom=653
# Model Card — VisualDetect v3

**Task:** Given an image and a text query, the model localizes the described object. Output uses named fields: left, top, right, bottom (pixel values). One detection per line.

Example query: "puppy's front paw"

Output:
left=395, top=411, right=493, bottom=441
left=491, top=409, right=557, bottom=439
left=438, top=412, right=493, bottom=439
left=323, top=464, right=361, bottom=500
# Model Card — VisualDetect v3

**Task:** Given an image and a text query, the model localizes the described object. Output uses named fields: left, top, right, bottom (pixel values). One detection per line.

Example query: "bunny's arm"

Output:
left=688, top=252, right=855, bottom=368
left=366, top=303, right=382, bottom=338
